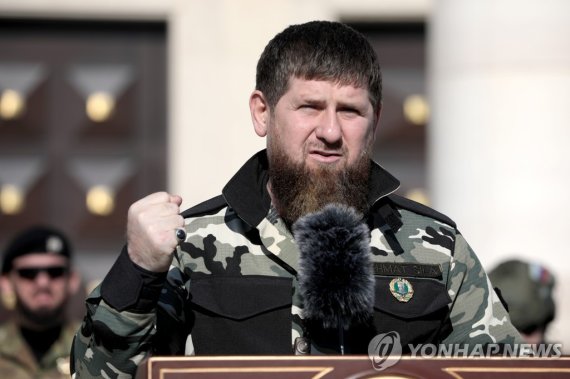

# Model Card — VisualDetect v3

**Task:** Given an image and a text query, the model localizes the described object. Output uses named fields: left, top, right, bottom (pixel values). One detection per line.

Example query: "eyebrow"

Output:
left=299, top=98, right=325, bottom=106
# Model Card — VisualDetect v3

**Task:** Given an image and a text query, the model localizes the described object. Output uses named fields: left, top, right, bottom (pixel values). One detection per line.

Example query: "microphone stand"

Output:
left=338, top=315, right=345, bottom=355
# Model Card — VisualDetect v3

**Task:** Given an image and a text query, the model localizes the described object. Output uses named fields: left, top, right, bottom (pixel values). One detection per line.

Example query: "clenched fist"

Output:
left=126, top=192, right=184, bottom=272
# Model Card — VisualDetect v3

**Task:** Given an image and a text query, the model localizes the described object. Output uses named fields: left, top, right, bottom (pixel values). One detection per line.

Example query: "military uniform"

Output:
left=0, top=321, right=77, bottom=379
left=72, top=150, right=522, bottom=378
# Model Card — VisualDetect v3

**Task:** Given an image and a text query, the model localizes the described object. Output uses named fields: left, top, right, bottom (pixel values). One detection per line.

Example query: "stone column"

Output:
left=429, top=0, right=570, bottom=348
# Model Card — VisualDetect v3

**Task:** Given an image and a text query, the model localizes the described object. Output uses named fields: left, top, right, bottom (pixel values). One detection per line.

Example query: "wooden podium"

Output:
left=136, top=355, right=570, bottom=378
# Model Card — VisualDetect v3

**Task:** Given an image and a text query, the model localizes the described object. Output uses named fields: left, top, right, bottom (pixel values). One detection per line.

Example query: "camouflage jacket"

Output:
left=0, top=320, right=78, bottom=379
left=72, top=150, right=521, bottom=378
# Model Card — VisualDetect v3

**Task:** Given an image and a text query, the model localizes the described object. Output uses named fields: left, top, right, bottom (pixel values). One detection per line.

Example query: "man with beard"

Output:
left=71, top=21, right=522, bottom=378
left=0, top=226, right=80, bottom=378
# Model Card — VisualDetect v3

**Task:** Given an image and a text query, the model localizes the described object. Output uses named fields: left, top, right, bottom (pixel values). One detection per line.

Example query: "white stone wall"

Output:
left=429, top=0, right=570, bottom=349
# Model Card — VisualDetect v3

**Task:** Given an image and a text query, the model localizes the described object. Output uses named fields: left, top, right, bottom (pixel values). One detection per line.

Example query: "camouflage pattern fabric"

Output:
left=71, top=151, right=522, bottom=378
left=0, top=321, right=78, bottom=379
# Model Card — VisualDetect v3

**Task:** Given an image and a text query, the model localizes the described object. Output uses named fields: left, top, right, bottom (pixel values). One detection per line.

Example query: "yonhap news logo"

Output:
left=367, top=331, right=402, bottom=371
left=368, top=331, right=563, bottom=372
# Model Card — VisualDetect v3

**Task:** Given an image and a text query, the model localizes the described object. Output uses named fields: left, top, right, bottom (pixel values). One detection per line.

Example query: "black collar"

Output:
left=222, top=150, right=400, bottom=227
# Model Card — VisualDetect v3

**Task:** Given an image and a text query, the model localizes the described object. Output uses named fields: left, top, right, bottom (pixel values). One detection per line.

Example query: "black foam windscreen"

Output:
left=293, top=204, right=374, bottom=329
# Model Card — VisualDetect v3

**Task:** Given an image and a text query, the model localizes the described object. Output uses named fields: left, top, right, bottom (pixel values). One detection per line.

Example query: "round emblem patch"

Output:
left=389, top=277, right=414, bottom=302
left=46, top=236, right=63, bottom=254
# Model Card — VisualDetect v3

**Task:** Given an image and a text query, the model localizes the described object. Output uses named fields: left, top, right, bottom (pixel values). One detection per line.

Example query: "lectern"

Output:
left=136, top=355, right=570, bottom=378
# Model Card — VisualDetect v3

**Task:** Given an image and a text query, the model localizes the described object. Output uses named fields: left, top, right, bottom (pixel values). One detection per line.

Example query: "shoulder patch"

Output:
left=387, top=194, right=456, bottom=229
left=181, top=194, right=227, bottom=219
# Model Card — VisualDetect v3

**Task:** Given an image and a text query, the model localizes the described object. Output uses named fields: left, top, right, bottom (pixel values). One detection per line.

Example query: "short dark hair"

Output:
left=255, top=20, right=382, bottom=113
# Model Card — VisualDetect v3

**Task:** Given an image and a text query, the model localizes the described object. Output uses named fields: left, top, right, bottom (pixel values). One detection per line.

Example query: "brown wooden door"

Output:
left=0, top=19, right=167, bottom=318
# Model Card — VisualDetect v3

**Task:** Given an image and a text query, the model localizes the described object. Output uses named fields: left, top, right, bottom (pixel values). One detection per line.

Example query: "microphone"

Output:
left=293, top=204, right=375, bottom=354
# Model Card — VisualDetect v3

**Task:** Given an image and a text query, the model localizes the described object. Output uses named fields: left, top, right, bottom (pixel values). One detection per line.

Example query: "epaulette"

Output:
left=387, top=194, right=457, bottom=229
left=180, top=194, right=228, bottom=219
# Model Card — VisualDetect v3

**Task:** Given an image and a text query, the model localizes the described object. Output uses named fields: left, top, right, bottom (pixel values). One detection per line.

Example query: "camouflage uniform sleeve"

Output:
left=71, top=247, right=171, bottom=379
left=442, top=233, right=524, bottom=348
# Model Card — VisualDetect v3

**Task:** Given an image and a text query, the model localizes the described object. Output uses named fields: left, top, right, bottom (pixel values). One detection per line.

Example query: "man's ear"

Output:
left=67, top=270, right=81, bottom=296
left=0, top=275, right=12, bottom=295
left=250, top=90, right=270, bottom=137
left=372, top=104, right=383, bottom=139
left=0, top=274, right=16, bottom=310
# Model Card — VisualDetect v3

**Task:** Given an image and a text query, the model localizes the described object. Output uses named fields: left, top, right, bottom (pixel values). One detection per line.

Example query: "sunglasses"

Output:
left=15, top=266, right=69, bottom=280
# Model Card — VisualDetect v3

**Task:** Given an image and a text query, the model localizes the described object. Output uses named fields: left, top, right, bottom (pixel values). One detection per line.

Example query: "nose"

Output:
left=315, top=110, right=342, bottom=145
left=34, top=271, right=52, bottom=286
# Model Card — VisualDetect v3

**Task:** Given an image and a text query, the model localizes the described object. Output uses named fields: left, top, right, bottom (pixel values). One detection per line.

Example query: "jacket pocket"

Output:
left=373, top=276, right=452, bottom=348
left=189, top=275, right=293, bottom=355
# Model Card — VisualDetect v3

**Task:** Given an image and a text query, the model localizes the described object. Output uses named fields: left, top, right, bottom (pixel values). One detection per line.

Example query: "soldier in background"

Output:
left=0, top=226, right=80, bottom=378
left=489, top=259, right=556, bottom=345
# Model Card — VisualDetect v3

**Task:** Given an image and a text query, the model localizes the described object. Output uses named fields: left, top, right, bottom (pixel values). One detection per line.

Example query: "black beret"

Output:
left=2, top=226, right=72, bottom=274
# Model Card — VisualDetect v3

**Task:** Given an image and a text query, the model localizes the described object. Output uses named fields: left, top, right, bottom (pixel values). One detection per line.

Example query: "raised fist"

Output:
left=126, top=192, right=184, bottom=272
